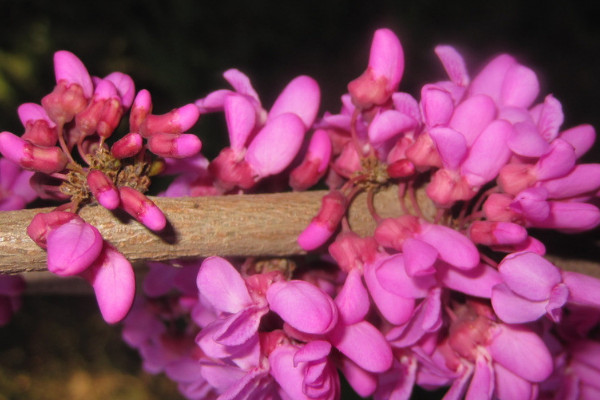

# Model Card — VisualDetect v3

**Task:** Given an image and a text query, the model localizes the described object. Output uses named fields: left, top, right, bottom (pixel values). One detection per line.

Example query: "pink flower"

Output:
left=81, top=242, right=135, bottom=324
left=0, top=157, right=37, bottom=210
left=0, top=274, right=25, bottom=326
left=267, top=280, right=338, bottom=335
left=348, top=28, right=404, bottom=108
left=268, top=340, right=340, bottom=400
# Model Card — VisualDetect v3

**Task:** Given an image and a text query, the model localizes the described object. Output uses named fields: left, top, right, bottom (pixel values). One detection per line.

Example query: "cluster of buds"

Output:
left=0, top=51, right=202, bottom=323
left=1, top=27, right=600, bottom=400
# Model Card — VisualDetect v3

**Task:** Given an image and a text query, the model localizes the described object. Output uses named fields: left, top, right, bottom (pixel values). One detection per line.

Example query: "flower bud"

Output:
left=87, top=170, right=120, bottom=209
left=111, top=132, right=143, bottom=159
left=298, top=190, right=347, bottom=251
left=0, top=132, right=68, bottom=174
left=147, top=133, right=202, bottom=158
left=118, top=186, right=166, bottom=231
left=139, top=104, right=200, bottom=137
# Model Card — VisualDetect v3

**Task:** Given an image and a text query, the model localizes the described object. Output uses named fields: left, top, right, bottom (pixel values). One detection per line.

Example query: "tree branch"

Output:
left=2, top=186, right=599, bottom=287
left=1, top=185, right=425, bottom=274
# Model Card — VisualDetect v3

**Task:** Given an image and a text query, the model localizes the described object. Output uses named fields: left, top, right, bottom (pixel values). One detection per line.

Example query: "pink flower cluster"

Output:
left=2, top=27, right=600, bottom=399
left=0, top=51, right=203, bottom=323
left=0, top=157, right=35, bottom=325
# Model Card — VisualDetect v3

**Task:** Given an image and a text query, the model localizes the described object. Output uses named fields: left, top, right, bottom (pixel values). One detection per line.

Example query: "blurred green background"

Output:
left=1, top=0, right=599, bottom=398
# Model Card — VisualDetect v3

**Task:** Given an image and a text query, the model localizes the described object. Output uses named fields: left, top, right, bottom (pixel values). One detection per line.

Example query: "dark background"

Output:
left=0, top=1, right=599, bottom=398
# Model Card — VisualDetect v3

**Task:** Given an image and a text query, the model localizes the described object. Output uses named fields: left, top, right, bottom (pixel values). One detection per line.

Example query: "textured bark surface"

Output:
left=1, top=186, right=430, bottom=274
left=1, top=186, right=599, bottom=286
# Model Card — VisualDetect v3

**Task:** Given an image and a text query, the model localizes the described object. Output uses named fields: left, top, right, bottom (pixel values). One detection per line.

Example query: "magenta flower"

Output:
left=268, top=340, right=340, bottom=400
left=80, top=242, right=135, bottom=324
left=0, top=157, right=37, bottom=210
left=348, top=28, right=404, bottom=109
left=267, top=279, right=338, bottom=335
left=0, top=274, right=25, bottom=326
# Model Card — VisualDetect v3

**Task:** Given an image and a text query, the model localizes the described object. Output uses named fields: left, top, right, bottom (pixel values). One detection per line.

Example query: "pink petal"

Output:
left=508, top=121, right=550, bottom=157
left=469, top=54, right=516, bottom=102
left=417, top=222, right=480, bottom=270
left=540, top=164, right=600, bottom=199
left=340, top=358, right=378, bottom=397
left=533, top=94, right=563, bottom=142
left=368, top=110, right=417, bottom=144
left=449, top=94, right=497, bottom=146
left=392, top=92, right=421, bottom=121
left=434, top=45, right=470, bottom=86
left=535, top=138, right=576, bottom=181
left=46, top=219, right=103, bottom=276
left=294, top=340, right=332, bottom=364
left=487, top=323, right=553, bottom=382
left=387, top=288, right=442, bottom=347
left=335, top=268, right=370, bottom=324
left=437, top=262, right=502, bottom=298
left=327, top=320, right=393, bottom=373
left=420, top=85, right=455, bottom=127
left=465, top=353, right=494, bottom=400
left=500, top=64, right=539, bottom=108
left=375, top=254, right=436, bottom=299
left=104, top=72, right=135, bottom=108
left=268, top=344, right=307, bottom=400
left=533, top=201, right=600, bottom=232
left=224, top=94, right=256, bottom=151
left=297, top=221, right=335, bottom=251
left=491, top=283, right=548, bottom=323
left=53, top=50, right=93, bottom=98
left=197, top=257, right=252, bottom=314
left=245, top=113, right=305, bottom=177
left=147, top=132, right=202, bottom=158
left=18, top=103, right=56, bottom=127
left=498, top=252, right=561, bottom=301
left=368, top=28, right=404, bottom=91
left=307, top=128, right=332, bottom=173
left=268, top=75, right=320, bottom=129
left=82, top=243, right=135, bottom=324
left=267, top=280, right=338, bottom=334
left=494, top=363, right=535, bottom=400
left=428, top=126, right=467, bottom=170
left=195, top=89, right=232, bottom=112
left=364, top=261, right=416, bottom=325
left=0, top=131, right=27, bottom=166
left=559, top=124, right=596, bottom=158
left=223, top=68, right=261, bottom=104
left=511, top=187, right=550, bottom=222
left=403, top=238, right=438, bottom=276
left=562, top=271, right=600, bottom=307
left=213, top=306, right=265, bottom=346
left=461, top=119, right=514, bottom=187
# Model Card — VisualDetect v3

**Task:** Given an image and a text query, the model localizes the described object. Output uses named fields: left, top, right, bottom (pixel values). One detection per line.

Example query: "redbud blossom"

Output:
left=46, top=218, right=104, bottom=276
left=298, top=190, right=347, bottom=250
left=139, top=104, right=200, bottom=137
left=81, top=243, right=135, bottom=324
left=267, top=280, right=338, bottom=334
left=245, top=113, right=306, bottom=178
left=0, top=132, right=68, bottom=174
left=348, top=28, right=404, bottom=108
left=118, top=186, right=166, bottom=231
left=18, top=103, right=58, bottom=146
left=87, top=170, right=120, bottom=210
left=110, top=132, right=143, bottom=159
left=290, top=129, right=332, bottom=191
left=147, top=133, right=202, bottom=159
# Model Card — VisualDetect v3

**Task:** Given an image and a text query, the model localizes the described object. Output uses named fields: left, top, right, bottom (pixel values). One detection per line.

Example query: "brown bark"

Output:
left=1, top=186, right=599, bottom=294
left=1, top=185, right=427, bottom=274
